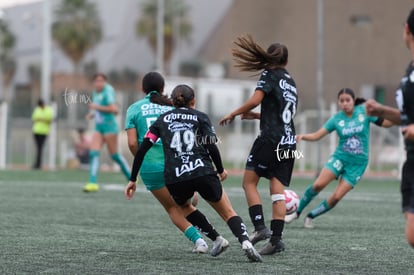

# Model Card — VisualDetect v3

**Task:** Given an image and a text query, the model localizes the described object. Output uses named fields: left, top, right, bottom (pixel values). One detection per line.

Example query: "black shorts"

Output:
left=401, top=158, right=414, bottom=213
left=245, top=138, right=295, bottom=186
left=166, top=174, right=223, bottom=206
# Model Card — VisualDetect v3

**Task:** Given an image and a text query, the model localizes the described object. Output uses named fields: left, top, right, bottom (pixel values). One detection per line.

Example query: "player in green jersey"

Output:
left=83, top=73, right=131, bottom=192
left=125, top=72, right=228, bottom=256
left=286, top=88, right=393, bottom=228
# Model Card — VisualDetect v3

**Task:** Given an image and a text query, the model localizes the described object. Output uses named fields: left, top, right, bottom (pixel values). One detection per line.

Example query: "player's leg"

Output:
left=105, top=133, right=131, bottom=180
left=304, top=178, right=353, bottom=228
left=259, top=177, right=286, bottom=255
left=298, top=168, right=336, bottom=215
left=84, top=131, right=104, bottom=192
left=406, top=213, right=414, bottom=248
left=401, top=160, right=414, bottom=247
left=150, top=187, right=208, bottom=252
left=242, top=170, right=271, bottom=244
left=199, top=176, right=262, bottom=262
left=180, top=201, right=228, bottom=256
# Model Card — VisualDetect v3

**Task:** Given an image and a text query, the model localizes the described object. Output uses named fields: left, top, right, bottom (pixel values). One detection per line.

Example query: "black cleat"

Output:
left=249, top=227, right=272, bottom=245
left=259, top=239, right=285, bottom=255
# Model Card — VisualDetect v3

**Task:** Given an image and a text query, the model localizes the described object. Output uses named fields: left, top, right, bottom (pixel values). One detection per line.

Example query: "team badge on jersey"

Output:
left=338, top=120, right=345, bottom=127
left=358, top=114, right=364, bottom=122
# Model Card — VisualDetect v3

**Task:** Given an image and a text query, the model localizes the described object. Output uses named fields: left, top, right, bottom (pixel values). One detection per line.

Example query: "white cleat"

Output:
left=285, top=212, right=298, bottom=224
left=192, top=238, right=208, bottom=253
left=304, top=217, right=314, bottom=229
left=210, top=236, right=229, bottom=257
left=242, top=240, right=263, bottom=262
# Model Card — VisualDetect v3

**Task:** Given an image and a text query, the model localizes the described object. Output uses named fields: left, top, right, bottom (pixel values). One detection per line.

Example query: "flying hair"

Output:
left=232, top=34, right=288, bottom=72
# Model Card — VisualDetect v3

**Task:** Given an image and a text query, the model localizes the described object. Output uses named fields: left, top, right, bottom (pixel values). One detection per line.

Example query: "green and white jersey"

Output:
left=125, top=94, right=173, bottom=173
left=93, top=84, right=116, bottom=125
left=324, top=104, right=379, bottom=162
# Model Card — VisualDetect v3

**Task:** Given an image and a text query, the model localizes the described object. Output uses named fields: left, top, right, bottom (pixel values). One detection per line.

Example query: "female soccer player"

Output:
left=286, top=88, right=392, bottom=228
left=125, top=72, right=227, bottom=255
left=365, top=8, right=414, bottom=248
left=83, top=73, right=131, bottom=192
left=125, top=84, right=263, bottom=262
left=219, top=35, right=298, bottom=255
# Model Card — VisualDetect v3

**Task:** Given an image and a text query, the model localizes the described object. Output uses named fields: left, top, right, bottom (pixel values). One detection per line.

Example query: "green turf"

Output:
left=0, top=170, right=413, bottom=274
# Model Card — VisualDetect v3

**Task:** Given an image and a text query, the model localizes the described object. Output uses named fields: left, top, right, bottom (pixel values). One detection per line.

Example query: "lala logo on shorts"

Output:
left=175, top=159, right=205, bottom=177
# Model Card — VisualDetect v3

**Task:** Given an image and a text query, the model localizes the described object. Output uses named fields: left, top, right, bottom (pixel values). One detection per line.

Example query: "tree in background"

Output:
left=136, top=0, right=192, bottom=71
left=0, top=20, right=17, bottom=102
left=52, top=0, right=102, bottom=74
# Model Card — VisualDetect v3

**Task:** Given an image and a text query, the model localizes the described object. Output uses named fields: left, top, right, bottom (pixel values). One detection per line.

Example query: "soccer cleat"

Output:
left=192, top=238, right=208, bottom=254
left=83, top=183, right=99, bottom=192
left=210, top=236, right=229, bottom=257
left=304, top=217, right=314, bottom=229
left=258, top=239, right=285, bottom=255
left=249, top=227, right=272, bottom=245
left=242, top=240, right=263, bottom=262
left=285, top=212, right=299, bottom=224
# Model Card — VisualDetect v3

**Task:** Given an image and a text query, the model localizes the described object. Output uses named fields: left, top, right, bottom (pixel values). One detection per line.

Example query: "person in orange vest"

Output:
left=31, top=99, right=53, bottom=169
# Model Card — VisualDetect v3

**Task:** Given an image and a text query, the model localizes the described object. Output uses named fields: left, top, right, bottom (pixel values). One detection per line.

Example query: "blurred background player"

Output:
left=286, top=88, right=392, bottom=228
left=83, top=73, right=130, bottom=192
left=125, top=72, right=223, bottom=255
left=365, top=8, right=414, bottom=248
left=31, top=98, right=53, bottom=170
left=220, top=35, right=297, bottom=255
left=125, top=84, right=262, bottom=262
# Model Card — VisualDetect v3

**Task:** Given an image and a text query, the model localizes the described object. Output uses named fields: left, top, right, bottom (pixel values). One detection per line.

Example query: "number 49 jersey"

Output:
left=148, top=107, right=217, bottom=184
left=256, top=68, right=298, bottom=148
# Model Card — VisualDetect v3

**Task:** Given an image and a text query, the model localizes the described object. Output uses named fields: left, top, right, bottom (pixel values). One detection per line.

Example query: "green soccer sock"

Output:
left=89, top=150, right=100, bottom=184
left=307, top=199, right=332, bottom=219
left=297, top=184, right=319, bottom=215
left=184, top=225, right=203, bottom=244
left=111, top=153, right=131, bottom=180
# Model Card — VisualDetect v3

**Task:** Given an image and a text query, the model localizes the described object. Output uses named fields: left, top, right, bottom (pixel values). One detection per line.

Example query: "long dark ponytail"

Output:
left=142, top=72, right=172, bottom=106
left=232, top=34, right=288, bottom=72
left=337, top=88, right=365, bottom=106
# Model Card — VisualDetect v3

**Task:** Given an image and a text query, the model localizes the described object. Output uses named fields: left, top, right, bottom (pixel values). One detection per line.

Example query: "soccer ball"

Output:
left=284, top=189, right=300, bottom=215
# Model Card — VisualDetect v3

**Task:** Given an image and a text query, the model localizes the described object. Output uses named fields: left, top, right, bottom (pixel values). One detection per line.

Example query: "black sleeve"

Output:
left=129, top=138, right=154, bottom=182
left=205, top=143, right=224, bottom=174
left=374, top=117, right=385, bottom=126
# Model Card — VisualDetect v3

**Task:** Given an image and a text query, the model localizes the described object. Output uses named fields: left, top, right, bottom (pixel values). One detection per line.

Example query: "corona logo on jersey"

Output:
left=279, top=79, right=297, bottom=94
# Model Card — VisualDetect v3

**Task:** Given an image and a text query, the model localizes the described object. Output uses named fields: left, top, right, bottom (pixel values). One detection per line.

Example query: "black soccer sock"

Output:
left=227, top=216, right=249, bottom=244
left=248, top=204, right=266, bottom=231
left=270, top=219, right=285, bottom=244
left=186, top=210, right=220, bottom=241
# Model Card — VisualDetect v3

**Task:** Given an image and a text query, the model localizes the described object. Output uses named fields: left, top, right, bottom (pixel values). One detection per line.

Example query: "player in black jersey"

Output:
left=220, top=35, right=298, bottom=255
left=366, top=8, right=414, bottom=248
left=125, top=85, right=263, bottom=262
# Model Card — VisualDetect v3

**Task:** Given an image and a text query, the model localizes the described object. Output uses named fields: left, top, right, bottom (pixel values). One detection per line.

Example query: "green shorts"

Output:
left=95, top=122, right=119, bottom=135
left=325, top=155, right=368, bottom=187
left=140, top=172, right=165, bottom=191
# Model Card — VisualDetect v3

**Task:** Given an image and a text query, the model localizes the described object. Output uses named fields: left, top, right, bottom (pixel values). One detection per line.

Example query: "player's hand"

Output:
left=219, top=114, right=235, bottom=126
left=125, top=181, right=137, bottom=200
left=218, top=169, right=228, bottom=181
left=403, top=124, right=414, bottom=141
left=365, top=99, right=383, bottom=117
left=85, top=113, right=94, bottom=120
left=295, top=134, right=303, bottom=142
left=241, top=111, right=259, bottom=120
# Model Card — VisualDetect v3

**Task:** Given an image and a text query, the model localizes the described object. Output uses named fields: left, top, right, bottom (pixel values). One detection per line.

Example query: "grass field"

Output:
left=0, top=170, right=413, bottom=274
